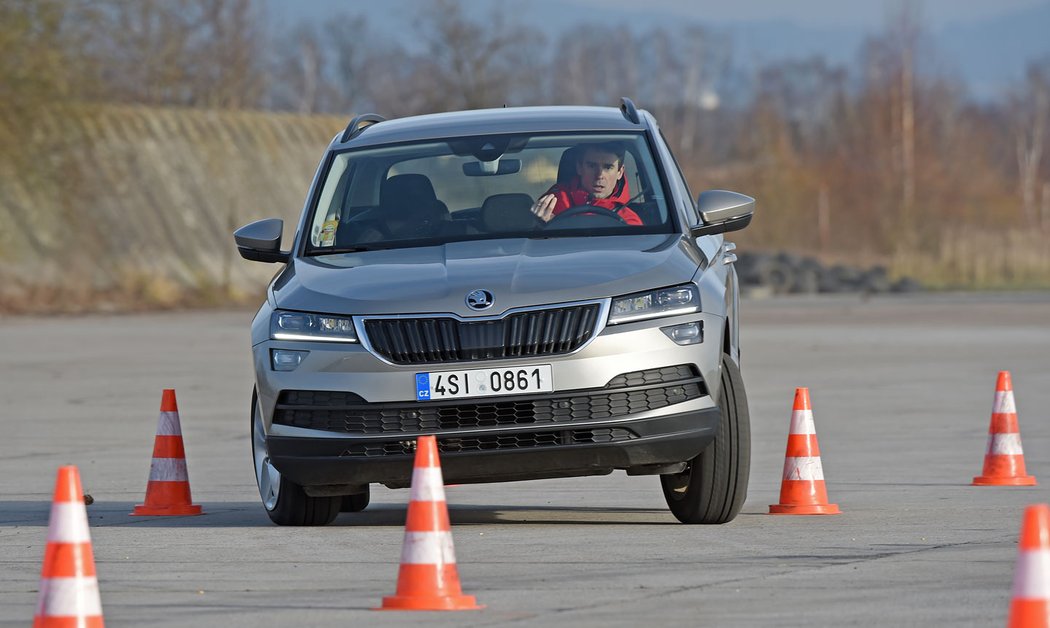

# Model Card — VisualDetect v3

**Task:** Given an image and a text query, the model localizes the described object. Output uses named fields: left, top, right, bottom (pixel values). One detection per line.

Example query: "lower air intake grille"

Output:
left=274, top=365, right=705, bottom=434
left=336, top=428, right=637, bottom=458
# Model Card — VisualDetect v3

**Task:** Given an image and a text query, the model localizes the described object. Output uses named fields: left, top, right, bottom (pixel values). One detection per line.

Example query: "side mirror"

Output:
left=234, top=218, right=290, bottom=263
left=690, top=190, right=755, bottom=237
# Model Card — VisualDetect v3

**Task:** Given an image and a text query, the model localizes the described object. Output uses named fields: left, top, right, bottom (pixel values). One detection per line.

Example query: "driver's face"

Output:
left=576, top=149, right=624, bottom=199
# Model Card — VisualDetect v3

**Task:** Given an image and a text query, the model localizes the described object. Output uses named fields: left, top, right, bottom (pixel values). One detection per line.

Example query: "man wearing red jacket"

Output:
left=530, top=142, right=643, bottom=226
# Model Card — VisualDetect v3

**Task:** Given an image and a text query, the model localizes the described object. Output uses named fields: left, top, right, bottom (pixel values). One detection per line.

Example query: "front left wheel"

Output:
left=252, top=389, right=340, bottom=526
left=660, top=354, right=751, bottom=524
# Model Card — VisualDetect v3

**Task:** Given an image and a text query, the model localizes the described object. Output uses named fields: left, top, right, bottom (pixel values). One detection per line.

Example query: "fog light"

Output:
left=272, top=349, right=308, bottom=371
left=662, top=321, right=703, bottom=345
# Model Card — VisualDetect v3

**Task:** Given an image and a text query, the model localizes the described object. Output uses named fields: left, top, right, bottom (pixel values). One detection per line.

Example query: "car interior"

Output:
left=315, top=138, right=671, bottom=251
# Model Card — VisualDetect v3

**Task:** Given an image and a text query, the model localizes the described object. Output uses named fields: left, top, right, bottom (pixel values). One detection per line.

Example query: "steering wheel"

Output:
left=545, top=204, right=629, bottom=227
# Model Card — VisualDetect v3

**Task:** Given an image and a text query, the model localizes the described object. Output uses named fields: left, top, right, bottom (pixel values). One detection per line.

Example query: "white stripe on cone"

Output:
left=987, top=433, right=1025, bottom=456
left=400, top=531, right=457, bottom=565
left=994, top=391, right=1017, bottom=415
left=1013, top=549, right=1050, bottom=598
left=788, top=409, right=816, bottom=435
left=36, top=577, right=103, bottom=616
left=409, top=468, right=446, bottom=503
left=156, top=411, right=183, bottom=436
left=148, top=457, right=189, bottom=482
left=782, top=456, right=826, bottom=481
left=46, top=503, right=91, bottom=543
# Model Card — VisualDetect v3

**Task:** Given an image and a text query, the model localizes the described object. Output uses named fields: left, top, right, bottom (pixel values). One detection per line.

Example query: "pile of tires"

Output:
left=735, top=252, right=923, bottom=295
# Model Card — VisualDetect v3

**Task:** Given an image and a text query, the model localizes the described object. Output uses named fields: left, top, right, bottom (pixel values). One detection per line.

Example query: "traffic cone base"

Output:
left=132, top=503, right=203, bottom=516
left=381, top=593, right=480, bottom=611
left=973, top=475, right=1036, bottom=487
left=769, top=503, right=840, bottom=515
left=377, top=436, right=481, bottom=611
left=132, top=390, right=202, bottom=516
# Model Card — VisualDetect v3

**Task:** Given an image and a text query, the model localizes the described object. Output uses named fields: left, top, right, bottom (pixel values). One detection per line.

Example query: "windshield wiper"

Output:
left=308, top=244, right=386, bottom=255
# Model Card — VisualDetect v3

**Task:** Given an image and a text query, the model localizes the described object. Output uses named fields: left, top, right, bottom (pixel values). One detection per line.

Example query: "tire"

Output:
left=341, top=489, right=370, bottom=513
left=660, top=355, right=751, bottom=524
left=251, top=389, right=340, bottom=526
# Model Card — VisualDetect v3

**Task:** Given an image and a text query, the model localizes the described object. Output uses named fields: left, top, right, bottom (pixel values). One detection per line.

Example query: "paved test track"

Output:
left=2, top=292, right=1050, bottom=626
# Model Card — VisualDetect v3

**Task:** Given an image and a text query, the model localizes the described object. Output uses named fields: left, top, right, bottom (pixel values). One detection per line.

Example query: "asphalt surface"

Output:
left=3, top=292, right=1050, bottom=627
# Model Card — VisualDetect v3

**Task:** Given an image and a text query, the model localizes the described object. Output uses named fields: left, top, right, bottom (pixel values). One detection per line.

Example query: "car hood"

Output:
left=272, top=235, right=702, bottom=317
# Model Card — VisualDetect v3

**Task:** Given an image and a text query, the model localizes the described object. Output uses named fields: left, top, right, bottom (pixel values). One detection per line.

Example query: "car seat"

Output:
left=556, top=146, right=582, bottom=185
left=480, top=193, right=541, bottom=232
left=379, top=173, right=450, bottom=238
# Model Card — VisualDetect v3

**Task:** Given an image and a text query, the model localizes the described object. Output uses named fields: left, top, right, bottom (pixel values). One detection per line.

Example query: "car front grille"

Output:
left=362, top=303, right=602, bottom=364
left=273, top=364, right=705, bottom=435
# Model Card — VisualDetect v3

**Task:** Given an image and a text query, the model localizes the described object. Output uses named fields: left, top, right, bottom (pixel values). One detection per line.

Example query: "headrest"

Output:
left=480, top=193, right=538, bottom=232
left=381, top=173, right=438, bottom=206
left=556, top=146, right=583, bottom=184
left=380, top=173, right=448, bottom=222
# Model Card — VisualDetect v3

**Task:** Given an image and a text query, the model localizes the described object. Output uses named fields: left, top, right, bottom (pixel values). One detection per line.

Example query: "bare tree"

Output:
left=405, top=0, right=544, bottom=112
left=861, top=3, right=924, bottom=237
left=0, top=0, right=101, bottom=111
left=1011, top=59, right=1050, bottom=230
left=85, top=0, right=267, bottom=109
left=268, top=15, right=383, bottom=115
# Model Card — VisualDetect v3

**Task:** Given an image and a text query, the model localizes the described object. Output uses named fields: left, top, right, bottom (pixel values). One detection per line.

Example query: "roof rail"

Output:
left=619, top=97, right=640, bottom=124
left=340, top=113, right=386, bottom=143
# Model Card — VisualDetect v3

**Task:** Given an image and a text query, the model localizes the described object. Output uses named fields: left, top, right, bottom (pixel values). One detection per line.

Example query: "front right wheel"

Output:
left=251, top=389, right=340, bottom=526
left=660, top=354, right=751, bottom=524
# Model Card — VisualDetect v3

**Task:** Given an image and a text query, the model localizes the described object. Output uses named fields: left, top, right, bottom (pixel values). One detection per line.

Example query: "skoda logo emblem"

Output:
left=466, top=289, right=494, bottom=311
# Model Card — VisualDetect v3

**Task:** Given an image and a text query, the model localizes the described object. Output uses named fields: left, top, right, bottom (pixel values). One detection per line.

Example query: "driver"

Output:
left=530, top=142, right=643, bottom=225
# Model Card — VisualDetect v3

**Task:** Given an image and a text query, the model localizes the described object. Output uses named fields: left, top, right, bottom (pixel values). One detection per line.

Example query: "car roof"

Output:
left=334, top=105, right=649, bottom=149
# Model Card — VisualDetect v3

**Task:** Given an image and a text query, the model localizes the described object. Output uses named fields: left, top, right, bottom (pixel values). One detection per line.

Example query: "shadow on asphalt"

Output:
left=0, top=501, right=680, bottom=527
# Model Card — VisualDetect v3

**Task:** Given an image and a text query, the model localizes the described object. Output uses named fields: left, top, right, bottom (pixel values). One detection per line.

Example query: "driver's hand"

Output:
left=531, top=194, right=556, bottom=222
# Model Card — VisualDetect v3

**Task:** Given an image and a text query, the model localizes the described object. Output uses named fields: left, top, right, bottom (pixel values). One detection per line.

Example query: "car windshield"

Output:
left=304, top=132, right=674, bottom=255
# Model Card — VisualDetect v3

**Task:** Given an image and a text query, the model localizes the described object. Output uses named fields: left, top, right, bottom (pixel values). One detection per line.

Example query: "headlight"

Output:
left=608, top=284, right=700, bottom=324
left=270, top=310, right=358, bottom=343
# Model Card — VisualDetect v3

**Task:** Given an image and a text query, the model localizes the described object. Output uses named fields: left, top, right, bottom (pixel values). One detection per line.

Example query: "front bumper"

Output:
left=268, top=407, right=720, bottom=487
left=253, top=309, right=727, bottom=488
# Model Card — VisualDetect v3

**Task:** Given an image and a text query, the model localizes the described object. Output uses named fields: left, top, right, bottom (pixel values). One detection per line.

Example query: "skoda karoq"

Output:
left=235, top=99, right=755, bottom=525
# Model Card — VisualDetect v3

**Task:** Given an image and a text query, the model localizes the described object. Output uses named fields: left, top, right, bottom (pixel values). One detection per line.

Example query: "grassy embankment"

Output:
left=1, top=105, right=1047, bottom=315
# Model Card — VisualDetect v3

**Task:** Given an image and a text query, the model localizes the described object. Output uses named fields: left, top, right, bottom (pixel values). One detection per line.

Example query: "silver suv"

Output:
left=235, top=99, right=755, bottom=526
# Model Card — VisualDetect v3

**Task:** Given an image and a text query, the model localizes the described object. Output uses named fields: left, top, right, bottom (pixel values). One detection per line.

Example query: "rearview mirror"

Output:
left=234, top=218, right=290, bottom=263
left=463, top=159, right=521, bottom=176
left=690, top=190, right=755, bottom=237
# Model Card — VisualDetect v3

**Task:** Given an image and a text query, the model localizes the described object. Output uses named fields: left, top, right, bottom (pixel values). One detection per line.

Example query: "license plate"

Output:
left=415, top=365, right=553, bottom=401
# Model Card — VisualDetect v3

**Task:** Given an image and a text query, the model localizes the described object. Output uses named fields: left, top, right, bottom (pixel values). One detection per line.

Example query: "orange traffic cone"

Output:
left=1008, top=504, right=1050, bottom=627
left=132, top=389, right=202, bottom=516
left=769, top=387, right=840, bottom=515
left=35, top=466, right=104, bottom=627
left=974, top=371, right=1036, bottom=486
left=379, top=435, right=482, bottom=611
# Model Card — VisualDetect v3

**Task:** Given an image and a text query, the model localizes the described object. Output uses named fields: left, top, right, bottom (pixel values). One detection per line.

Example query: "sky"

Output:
left=574, top=0, right=1049, bottom=28
left=266, top=0, right=1050, bottom=101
